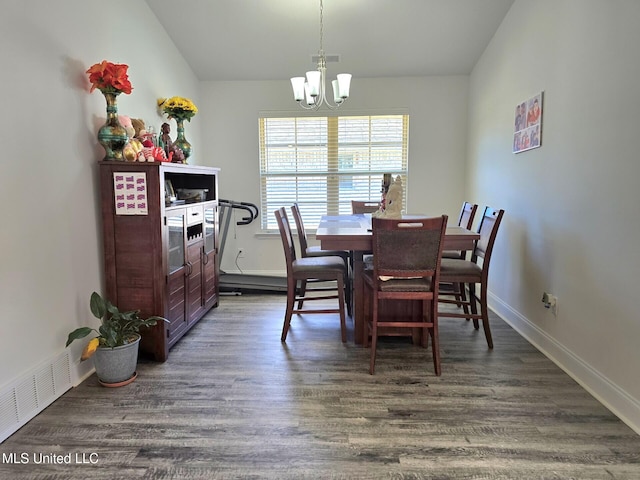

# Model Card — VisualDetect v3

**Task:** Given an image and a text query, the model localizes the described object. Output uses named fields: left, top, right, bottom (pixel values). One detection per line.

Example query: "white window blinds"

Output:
left=259, top=114, right=409, bottom=231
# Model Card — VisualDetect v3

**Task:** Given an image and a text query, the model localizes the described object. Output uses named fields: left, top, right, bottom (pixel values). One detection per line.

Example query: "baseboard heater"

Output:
left=219, top=272, right=287, bottom=294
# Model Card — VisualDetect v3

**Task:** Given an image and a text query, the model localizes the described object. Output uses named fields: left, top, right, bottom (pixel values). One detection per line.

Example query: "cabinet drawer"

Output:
left=186, top=205, right=203, bottom=226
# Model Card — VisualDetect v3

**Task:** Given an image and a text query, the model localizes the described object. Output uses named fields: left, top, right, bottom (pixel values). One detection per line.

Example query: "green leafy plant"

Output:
left=66, top=291, right=167, bottom=360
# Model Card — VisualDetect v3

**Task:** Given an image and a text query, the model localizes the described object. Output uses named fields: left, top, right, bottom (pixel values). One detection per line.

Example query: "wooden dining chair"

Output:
left=351, top=200, right=380, bottom=214
left=438, top=207, right=505, bottom=348
left=442, top=201, right=478, bottom=260
left=441, top=201, right=478, bottom=313
left=363, top=215, right=448, bottom=375
left=274, top=207, right=347, bottom=343
left=290, top=203, right=351, bottom=317
left=351, top=201, right=379, bottom=270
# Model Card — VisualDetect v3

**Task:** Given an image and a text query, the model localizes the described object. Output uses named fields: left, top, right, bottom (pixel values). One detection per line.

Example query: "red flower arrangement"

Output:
left=86, top=60, right=133, bottom=95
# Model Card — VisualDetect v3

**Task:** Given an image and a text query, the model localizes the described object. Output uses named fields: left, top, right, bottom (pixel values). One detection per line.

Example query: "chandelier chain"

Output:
left=319, top=0, right=324, bottom=54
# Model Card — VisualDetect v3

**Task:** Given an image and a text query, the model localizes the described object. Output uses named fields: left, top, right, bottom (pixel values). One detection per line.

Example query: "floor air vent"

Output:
left=0, top=351, right=72, bottom=443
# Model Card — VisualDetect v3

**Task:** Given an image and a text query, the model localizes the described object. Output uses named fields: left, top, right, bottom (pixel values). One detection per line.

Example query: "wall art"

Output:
left=513, top=91, right=543, bottom=153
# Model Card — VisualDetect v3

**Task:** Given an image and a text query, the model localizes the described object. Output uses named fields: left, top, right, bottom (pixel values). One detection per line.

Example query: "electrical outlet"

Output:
left=542, top=292, right=558, bottom=316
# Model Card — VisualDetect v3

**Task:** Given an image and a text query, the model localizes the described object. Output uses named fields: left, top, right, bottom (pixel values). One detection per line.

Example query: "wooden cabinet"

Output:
left=99, top=162, right=220, bottom=361
left=202, top=202, right=218, bottom=310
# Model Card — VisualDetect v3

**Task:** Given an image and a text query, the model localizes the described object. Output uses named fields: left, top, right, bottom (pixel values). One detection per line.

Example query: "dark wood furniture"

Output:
left=438, top=207, right=505, bottom=348
left=442, top=201, right=478, bottom=259
left=99, top=161, right=220, bottom=361
left=316, top=214, right=480, bottom=345
left=351, top=200, right=380, bottom=214
left=363, top=216, right=448, bottom=375
left=442, top=201, right=479, bottom=312
left=290, top=203, right=351, bottom=316
left=274, top=207, right=347, bottom=343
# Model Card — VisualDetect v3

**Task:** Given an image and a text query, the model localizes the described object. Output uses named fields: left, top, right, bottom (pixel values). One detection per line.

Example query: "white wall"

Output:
left=8, top=0, right=637, bottom=439
left=0, top=1, right=469, bottom=393
left=468, top=0, right=640, bottom=431
left=0, top=0, right=200, bottom=389
left=200, top=76, right=469, bottom=274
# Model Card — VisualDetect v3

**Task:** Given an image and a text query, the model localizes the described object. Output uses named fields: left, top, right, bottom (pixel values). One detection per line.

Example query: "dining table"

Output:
left=315, top=213, right=480, bottom=345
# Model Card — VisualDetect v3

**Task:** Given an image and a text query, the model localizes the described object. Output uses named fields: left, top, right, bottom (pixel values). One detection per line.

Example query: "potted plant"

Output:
left=66, top=291, right=167, bottom=387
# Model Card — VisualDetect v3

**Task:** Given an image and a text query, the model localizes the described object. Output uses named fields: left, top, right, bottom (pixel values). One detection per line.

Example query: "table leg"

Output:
left=352, top=251, right=365, bottom=345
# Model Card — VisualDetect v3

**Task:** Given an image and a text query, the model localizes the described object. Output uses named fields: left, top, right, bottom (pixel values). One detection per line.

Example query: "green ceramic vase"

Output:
left=173, top=117, right=192, bottom=162
left=97, top=91, right=128, bottom=161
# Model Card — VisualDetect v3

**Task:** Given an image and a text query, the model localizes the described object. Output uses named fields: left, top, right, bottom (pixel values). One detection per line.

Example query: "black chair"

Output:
left=290, top=203, right=351, bottom=317
left=438, top=207, right=505, bottom=348
left=363, top=215, right=448, bottom=375
left=274, top=207, right=347, bottom=343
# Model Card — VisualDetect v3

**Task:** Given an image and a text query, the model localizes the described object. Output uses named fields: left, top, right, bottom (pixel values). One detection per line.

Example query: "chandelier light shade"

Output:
left=290, top=0, right=352, bottom=110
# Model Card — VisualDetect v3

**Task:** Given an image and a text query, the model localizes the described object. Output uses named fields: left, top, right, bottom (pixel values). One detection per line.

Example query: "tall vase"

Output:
left=97, top=92, right=128, bottom=161
left=173, top=118, right=192, bottom=162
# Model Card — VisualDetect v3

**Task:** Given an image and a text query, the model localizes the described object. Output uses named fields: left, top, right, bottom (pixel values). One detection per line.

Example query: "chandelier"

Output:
left=290, top=0, right=352, bottom=110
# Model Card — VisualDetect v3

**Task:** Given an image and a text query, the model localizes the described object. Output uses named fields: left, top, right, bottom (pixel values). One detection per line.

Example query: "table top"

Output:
left=315, top=213, right=480, bottom=252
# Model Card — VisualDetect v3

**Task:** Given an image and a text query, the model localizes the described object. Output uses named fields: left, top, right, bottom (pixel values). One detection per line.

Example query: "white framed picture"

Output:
left=513, top=92, right=543, bottom=153
left=113, top=172, right=148, bottom=215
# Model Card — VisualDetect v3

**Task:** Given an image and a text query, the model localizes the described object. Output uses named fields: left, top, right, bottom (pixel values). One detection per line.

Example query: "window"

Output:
left=259, top=114, right=409, bottom=231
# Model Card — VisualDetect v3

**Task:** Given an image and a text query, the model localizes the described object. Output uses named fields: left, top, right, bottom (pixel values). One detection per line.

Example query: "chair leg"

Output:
left=337, top=275, right=346, bottom=343
left=459, top=283, right=471, bottom=320
left=469, top=283, right=480, bottom=330
left=442, top=282, right=470, bottom=318
left=421, top=321, right=429, bottom=348
left=429, top=300, right=441, bottom=376
left=296, top=279, right=307, bottom=310
left=480, top=285, right=493, bottom=349
left=369, top=294, right=379, bottom=375
left=452, top=282, right=463, bottom=305
left=363, top=284, right=371, bottom=348
left=345, top=270, right=353, bottom=318
left=281, top=278, right=296, bottom=342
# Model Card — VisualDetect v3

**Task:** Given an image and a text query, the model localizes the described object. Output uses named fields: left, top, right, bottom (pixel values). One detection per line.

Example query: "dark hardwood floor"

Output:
left=1, top=293, right=639, bottom=479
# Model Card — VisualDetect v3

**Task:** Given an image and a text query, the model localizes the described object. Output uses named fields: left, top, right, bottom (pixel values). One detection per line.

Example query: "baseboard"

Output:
left=488, top=291, right=640, bottom=435
left=0, top=351, right=73, bottom=443
left=220, top=269, right=285, bottom=277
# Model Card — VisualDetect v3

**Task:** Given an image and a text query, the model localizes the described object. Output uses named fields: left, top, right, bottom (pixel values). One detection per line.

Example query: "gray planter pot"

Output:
left=93, top=335, right=140, bottom=384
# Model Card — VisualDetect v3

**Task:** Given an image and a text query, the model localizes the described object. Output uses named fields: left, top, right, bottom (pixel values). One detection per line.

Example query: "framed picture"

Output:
left=113, top=172, right=148, bottom=215
left=513, top=91, right=543, bottom=153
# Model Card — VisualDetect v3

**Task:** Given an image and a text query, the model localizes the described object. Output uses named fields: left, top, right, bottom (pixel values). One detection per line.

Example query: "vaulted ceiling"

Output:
left=145, top=0, right=515, bottom=81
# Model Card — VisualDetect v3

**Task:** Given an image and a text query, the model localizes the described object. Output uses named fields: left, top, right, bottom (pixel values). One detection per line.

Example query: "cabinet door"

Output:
left=186, top=241, right=204, bottom=324
left=166, top=211, right=187, bottom=339
left=203, top=203, right=218, bottom=308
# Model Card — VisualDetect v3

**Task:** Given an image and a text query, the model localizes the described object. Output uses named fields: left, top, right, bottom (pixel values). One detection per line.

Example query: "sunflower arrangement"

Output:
left=86, top=60, right=133, bottom=95
left=158, top=96, right=198, bottom=122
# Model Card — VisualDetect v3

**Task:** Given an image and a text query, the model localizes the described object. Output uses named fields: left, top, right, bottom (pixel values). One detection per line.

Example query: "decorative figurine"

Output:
left=373, top=175, right=403, bottom=219
left=159, top=122, right=173, bottom=157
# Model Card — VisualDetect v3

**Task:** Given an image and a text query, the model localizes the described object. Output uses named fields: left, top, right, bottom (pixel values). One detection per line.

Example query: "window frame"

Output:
left=259, top=114, right=409, bottom=232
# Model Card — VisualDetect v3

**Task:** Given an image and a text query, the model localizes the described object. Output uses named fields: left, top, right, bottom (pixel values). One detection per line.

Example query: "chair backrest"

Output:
left=458, top=202, right=478, bottom=230
left=290, top=203, right=310, bottom=257
left=351, top=200, right=380, bottom=214
left=274, top=207, right=297, bottom=274
left=371, top=216, right=448, bottom=282
left=472, top=207, right=505, bottom=266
